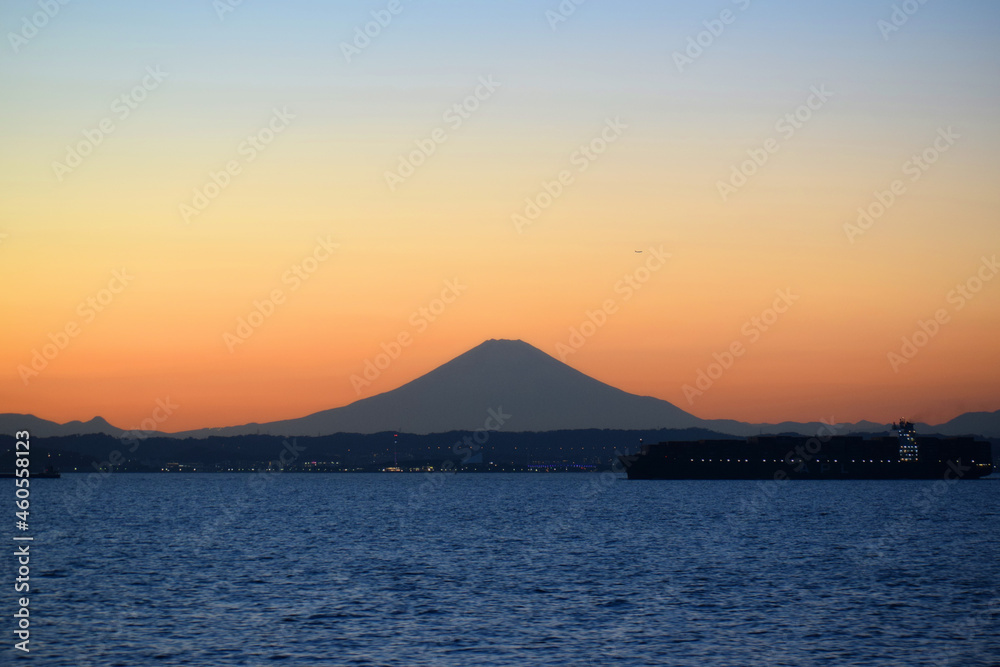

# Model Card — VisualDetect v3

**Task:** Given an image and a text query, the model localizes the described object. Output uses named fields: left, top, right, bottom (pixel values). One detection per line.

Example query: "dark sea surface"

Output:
left=10, top=473, right=1000, bottom=666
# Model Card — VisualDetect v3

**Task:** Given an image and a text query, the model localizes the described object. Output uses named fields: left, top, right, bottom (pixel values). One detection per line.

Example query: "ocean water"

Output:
left=10, top=472, right=1000, bottom=666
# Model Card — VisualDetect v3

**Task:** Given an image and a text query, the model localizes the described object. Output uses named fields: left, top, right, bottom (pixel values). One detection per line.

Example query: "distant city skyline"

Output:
left=2, top=0, right=999, bottom=430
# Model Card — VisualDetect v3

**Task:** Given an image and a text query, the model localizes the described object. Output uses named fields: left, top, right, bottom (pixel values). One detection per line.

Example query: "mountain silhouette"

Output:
left=933, top=410, right=1000, bottom=437
left=3, top=340, right=998, bottom=438
left=237, top=338, right=705, bottom=435
left=0, top=414, right=125, bottom=438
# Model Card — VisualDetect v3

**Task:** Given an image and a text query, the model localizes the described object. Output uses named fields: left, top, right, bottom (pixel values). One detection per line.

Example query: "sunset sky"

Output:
left=2, top=0, right=999, bottom=431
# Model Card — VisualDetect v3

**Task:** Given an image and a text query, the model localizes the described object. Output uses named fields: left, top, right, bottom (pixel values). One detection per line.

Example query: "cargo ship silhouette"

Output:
left=620, top=420, right=993, bottom=480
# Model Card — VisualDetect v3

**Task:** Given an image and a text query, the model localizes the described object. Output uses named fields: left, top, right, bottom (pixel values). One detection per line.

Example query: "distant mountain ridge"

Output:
left=3, top=339, right=998, bottom=438
left=0, top=414, right=125, bottom=438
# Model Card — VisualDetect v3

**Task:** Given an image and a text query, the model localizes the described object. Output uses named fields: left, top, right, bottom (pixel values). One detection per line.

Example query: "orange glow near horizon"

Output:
left=2, top=3, right=999, bottom=431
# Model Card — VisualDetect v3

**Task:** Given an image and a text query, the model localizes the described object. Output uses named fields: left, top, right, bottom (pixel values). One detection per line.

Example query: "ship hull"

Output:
left=621, top=459, right=993, bottom=480
left=620, top=434, right=994, bottom=481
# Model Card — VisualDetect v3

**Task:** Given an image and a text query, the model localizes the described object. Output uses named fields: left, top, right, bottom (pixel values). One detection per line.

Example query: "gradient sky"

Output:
left=2, top=0, right=999, bottom=431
